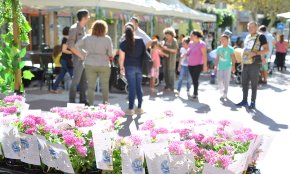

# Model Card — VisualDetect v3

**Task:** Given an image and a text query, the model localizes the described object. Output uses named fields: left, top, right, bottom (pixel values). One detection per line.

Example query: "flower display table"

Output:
left=0, top=95, right=267, bottom=174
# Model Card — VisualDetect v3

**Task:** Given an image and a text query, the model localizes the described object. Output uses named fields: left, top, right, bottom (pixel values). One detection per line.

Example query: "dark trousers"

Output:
left=242, top=64, right=261, bottom=102
left=52, top=59, right=73, bottom=91
left=125, top=66, right=143, bottom=110
left=69, top=58, right=87, bottom=103
left=188, top=65, right=203, bottom=96
left=275, top=52, right=286, bottom=70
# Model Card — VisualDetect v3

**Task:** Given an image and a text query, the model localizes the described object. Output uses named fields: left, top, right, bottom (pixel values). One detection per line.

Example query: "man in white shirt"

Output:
left=130, top=17, right=152, bottom=47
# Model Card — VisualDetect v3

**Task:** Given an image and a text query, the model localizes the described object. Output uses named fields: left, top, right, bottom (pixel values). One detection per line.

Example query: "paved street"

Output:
left=25, top=57, right=290, bottom=174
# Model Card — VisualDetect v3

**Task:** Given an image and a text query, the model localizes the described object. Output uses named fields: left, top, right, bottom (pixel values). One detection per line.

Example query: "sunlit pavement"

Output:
left=25, top=55, right=290, bottom=174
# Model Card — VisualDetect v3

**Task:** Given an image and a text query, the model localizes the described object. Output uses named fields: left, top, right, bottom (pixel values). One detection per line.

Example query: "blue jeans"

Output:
left=125, top=66, right=143, bottom=110
left=52, top=59, right=73, bottom=90
left=177, top=65, right=191, bottom=92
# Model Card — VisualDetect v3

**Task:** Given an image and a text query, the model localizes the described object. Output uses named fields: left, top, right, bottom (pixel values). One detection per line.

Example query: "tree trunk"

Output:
left=251, top=11, right=257, bottom=21
left=11, top=0, right=22, bottom=92
left=267, top=13, right=276, bottom=30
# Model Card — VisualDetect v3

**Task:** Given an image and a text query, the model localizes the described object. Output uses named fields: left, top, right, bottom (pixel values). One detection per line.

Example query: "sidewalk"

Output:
left=25, top=55, right=290, bottom=173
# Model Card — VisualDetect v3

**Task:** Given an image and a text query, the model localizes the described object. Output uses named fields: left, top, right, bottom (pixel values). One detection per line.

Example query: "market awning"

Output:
left=277, top=12, right=290, bottom=19
left=20, top=0, right=156, bottom=14
left=160, top=0, right=216, bottom=22
left=20, top=0, right=216, bottom=22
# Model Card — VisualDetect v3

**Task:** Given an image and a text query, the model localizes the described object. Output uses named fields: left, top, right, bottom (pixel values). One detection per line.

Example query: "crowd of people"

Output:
left=50, top=9, right=288, bottom=115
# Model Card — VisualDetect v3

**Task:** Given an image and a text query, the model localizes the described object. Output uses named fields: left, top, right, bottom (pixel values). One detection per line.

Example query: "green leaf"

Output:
left=19, top=61, right=25, bottom=69
left=23, top=70, right=34, bottom=80
left=19, top=48, right=26, bottom=58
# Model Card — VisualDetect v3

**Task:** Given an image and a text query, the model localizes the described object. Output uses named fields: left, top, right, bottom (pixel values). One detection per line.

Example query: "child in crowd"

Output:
left=52, top=45, right=62, bottom=75
left=176, top=37, right=191, bottom=96
left=215, top=34, right=236, bottom=99
left=150, top=40, right=168, bottom=93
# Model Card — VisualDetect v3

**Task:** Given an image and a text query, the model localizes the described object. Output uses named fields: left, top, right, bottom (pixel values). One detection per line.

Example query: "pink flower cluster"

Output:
left=128, top=135, right=142, bottom=146
left=3, top=95, right=24, bottom=103
left=172, top=128, right=191, bottom=139
left=140, top=120, right=155, bottom=131
left=164, top=110, right=174, bottom=117
left=204, top=150, right=233, bottom=169
left=0, top=106, right=18, bottom=116
left=51, top=105, right=124, bottom=128
left=168, top=141, right=184, bottom=155
left=62, top=130, right=87, bottom=157
left=21, top=115, right=46, bottom=135
left=233, top=128, right=256, bottom=143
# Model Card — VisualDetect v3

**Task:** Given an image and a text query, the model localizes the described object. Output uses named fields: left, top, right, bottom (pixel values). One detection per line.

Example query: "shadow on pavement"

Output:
left=259, top=84, right=287, bottom=93
left=118, top=115, right=143, bottom=137
left=118, top=116, right=133, bottom=137
left=220, top=98, right=238, bottom=111
left=248, top=109, right=288, bottom=132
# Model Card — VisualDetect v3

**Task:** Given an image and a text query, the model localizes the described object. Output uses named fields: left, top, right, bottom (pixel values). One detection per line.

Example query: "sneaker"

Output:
left=236, top=100, right=248, bottom=107
left=248, top=102, right=256, bottom=109
left=222, top=94, right=227, bottom=99
left=125, top=109, right=135, bottom=116
left=134, top=108, right=145, bottom=115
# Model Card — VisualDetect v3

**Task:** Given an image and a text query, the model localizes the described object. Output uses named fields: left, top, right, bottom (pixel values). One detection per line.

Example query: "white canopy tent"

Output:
left=277, top=12, right=290, bottom=19
left=160, top=0, right=216, bottom=22
left=20, top=0, right=156, bottom=14
left=20, top=0, right=216, bottom=22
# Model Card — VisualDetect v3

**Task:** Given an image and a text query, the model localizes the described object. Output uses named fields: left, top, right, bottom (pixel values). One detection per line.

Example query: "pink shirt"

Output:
left=151, top=49, right=161, bottom=68
left=276, top=41, right=288, bottom=53
left=187, top=41, right=206, bottom=66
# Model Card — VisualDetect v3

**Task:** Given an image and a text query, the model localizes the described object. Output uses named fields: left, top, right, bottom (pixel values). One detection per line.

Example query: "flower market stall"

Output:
left=0, top=95, right=268, bottom=174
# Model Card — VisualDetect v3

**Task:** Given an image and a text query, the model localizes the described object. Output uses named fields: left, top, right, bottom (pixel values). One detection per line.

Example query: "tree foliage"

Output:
left=0, top=0, right=31, bottom=93
left=212, top=0, right=290, bottom=28
left=201, top=8, right=235, bottom=28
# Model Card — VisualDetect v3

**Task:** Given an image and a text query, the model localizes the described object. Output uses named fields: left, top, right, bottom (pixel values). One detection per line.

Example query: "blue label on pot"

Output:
left=49, top=148, right=58, bottom=160
left=11, top=141, right=20, bottom=153
left=161, top=160, right=170, bottom=174
left=102, top=150, right=111, bottom=164
left=131, top=158, right=143, bottom=173
left=20, top=138, right=29, bottom=150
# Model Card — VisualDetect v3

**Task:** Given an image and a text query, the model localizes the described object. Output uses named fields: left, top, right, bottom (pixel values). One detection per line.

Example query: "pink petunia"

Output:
left=3, top=95, right=24, bottom=103
left=168, top=141, right=184, bottom=155
left=218, top=155, right=233, bottom=169
left=140, top=120, right=155, bottom=131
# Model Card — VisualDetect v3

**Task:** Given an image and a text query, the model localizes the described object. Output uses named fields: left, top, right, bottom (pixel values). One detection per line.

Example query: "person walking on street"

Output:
left=259, top=25, right=275, bottom=84
left=187, top=30, right=208, bottom=99
left=73, top=20, right=113, bottom=106
left=51, top=27, right=73, bottom=93
left=215, top=34, right=236, bottom=99
left=119, top=22, right=146, bottom=116
left=275, top=34, right=288, bottom=71
left=161, top=27, right=178, bottom=91
left=236, top=21, right=269, bottom=109
left=130, top=17, right=152, bottom=47
left=67, top=9, right=90, bottom=104
left=176, top=37, right=191, bottom=96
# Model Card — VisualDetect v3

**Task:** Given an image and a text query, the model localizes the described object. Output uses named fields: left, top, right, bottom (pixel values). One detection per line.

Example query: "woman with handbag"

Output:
left=51, top=27, right=74, bottom=94
left=119, top=22, right=146, bottom=116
